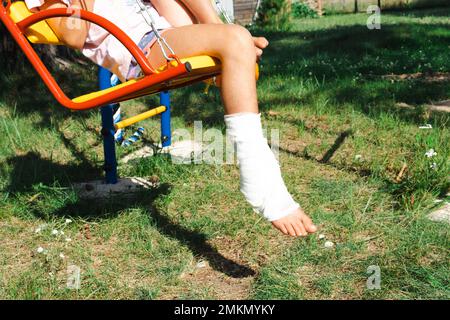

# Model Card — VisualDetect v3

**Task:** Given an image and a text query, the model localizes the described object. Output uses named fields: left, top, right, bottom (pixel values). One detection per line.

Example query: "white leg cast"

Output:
left=225, top=112, right=300, bottom=221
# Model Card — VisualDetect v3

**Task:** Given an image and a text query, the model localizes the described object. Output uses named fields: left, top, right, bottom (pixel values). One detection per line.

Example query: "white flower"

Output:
left=34, top=224, right=47, bottom=233
left=65, top=238, right=72, bottom=242
left=52, top=229, right=59, bottom=235
left=59, top=253, right=65, bottom=259
left=324, top=241, right=334, bottom=248
left=37, top=247, right=45, bottom=253
left=425, top=149, right=437, bottom=158
left=65, top=219, right=72, bottom=224
left=430, top=162, right=437, bottom=170
left=60, top=231, right=65, bottom=235
left=318, top=234, right=325, bottom=240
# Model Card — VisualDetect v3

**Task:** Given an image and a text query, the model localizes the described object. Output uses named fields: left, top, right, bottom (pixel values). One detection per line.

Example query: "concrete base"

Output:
left=73, top=177, right=158, bottom=199
left=74, top=140, right=204, bottom=199
left=121, top=139, right=204, bottom=164
left=428, top=202, right=450, bottom=224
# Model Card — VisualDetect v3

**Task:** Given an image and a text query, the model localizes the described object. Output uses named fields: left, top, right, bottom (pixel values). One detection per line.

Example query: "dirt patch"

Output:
left=179, top=259, right=254, bottom=299
left=353, top=231, right=385, bottom=255
left=172, top=236, right=259, bottom=299
left=418, top=250, right=444, bottom=268
left=0, top=108, right=10, bottom=118
left=382, top=72, right=450, bottom=83
left=281, top=138, right=308, bottom=155
left=0, top=218, right=40, bottom=291
left=396, top=100, right=450, bottom=113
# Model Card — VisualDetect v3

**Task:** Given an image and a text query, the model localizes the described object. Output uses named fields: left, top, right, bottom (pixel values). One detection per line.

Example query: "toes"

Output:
left=285, top=224, right=297, bottom=237
left=292, top=223, right=302, bottom=237
left=280, top=225, right=289, bottom=235
left=272, top=210, right=316, bottom=237
left=296, top=219, right=308, bottom=236
left=272, top=221, right=288, bottom=235
left=291, top=219, right=309, bottom=237
left=300, top=212, right=317, bottom=233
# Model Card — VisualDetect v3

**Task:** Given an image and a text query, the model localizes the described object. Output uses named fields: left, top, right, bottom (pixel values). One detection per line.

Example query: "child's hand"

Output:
left=253, top=37, right=269, bottom=61
left=271, top=208, right=317, bottom=237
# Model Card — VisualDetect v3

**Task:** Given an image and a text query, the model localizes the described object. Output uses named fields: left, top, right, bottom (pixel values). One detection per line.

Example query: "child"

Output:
left=24, top=0, right=317, bottom=237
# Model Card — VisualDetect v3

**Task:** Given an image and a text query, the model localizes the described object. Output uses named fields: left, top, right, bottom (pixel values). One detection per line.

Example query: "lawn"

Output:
left=0, top=9, right=449, bottom=299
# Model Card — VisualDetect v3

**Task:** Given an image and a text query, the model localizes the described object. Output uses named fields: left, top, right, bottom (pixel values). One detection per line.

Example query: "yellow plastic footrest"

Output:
left=114, top=106, right=166, bottom=130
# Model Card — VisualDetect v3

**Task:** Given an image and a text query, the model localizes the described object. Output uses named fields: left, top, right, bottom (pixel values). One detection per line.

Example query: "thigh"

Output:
left=147, top=24, right=248, bottom=68
left=151, top=0, right=196, bottom=27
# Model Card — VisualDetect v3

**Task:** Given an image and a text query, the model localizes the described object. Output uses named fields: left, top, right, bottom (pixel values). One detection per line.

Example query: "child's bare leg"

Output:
left=151, top=0, right=268, bottom=60
left=151, top=0, right=196, bottom=27
left=147, top=24, right=317, bottom=237
left=147, top=24, right=258, bottom=114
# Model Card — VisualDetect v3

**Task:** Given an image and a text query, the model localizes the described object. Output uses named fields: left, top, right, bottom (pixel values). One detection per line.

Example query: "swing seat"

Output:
left=73, top=55, right=221, bottom=104
left=0, top=0, right=230, bottom=111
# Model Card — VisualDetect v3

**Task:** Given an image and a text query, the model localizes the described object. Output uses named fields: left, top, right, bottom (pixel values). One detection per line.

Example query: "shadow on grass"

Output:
left=2, top=152, right=255, bottom=278
left=319, top=129, right=353, bottom=163
left=4, top=152, right=101, bottom=192
left=277, top=129, right=373, bottom=178
left=149, top=204, right=256, bottom=278
left=256, top=21, right=450, bottom=124
left=0, top=29, right=98, bottom=129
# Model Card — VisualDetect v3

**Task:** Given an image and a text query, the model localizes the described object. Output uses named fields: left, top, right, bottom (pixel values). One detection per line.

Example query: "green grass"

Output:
left=0, top=9, right=449, bottom=299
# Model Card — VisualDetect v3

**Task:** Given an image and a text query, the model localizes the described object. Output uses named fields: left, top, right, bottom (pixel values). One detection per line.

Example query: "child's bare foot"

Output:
left=271, top=208, right=317, bottom=237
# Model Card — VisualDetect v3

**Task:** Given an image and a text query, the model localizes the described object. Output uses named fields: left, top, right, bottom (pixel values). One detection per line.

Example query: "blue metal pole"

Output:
left=98, top=67, right=118, bottom=184
left=160, top=91, right=171, bottom=147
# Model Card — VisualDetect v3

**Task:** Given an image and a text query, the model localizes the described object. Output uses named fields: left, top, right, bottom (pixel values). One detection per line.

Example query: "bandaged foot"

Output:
left=225, top=112, right=317, bottom=236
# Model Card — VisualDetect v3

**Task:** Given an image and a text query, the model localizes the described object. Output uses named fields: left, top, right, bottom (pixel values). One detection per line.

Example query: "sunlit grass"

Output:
left=0, top=9, right=449, bottom=299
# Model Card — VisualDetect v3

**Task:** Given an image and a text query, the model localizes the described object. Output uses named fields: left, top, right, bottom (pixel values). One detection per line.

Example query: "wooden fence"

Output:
left=313, top=0, right=449, bottom=14
left=234, top=0, right=260, bottom=24
left=232, top=0, right=448, bottom=25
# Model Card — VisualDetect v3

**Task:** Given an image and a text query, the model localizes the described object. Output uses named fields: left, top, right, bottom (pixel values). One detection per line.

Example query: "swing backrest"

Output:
left=8, top=1, right=63, bottom=45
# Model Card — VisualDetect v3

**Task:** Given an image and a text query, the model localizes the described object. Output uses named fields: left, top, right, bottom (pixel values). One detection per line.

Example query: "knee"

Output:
left=222, top=25, right=255, bottom=61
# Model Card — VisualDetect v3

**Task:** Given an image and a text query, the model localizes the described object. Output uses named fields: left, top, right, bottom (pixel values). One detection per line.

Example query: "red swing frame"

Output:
left=0, top=0, right=194, bottom=111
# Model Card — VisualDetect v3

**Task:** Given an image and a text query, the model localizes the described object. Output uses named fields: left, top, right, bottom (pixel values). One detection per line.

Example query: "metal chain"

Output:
left=135, top=0, right=233, bottom=61
left=214, top=0, right=233, bottom=24
left=135, top=0, right=175, bottom=61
